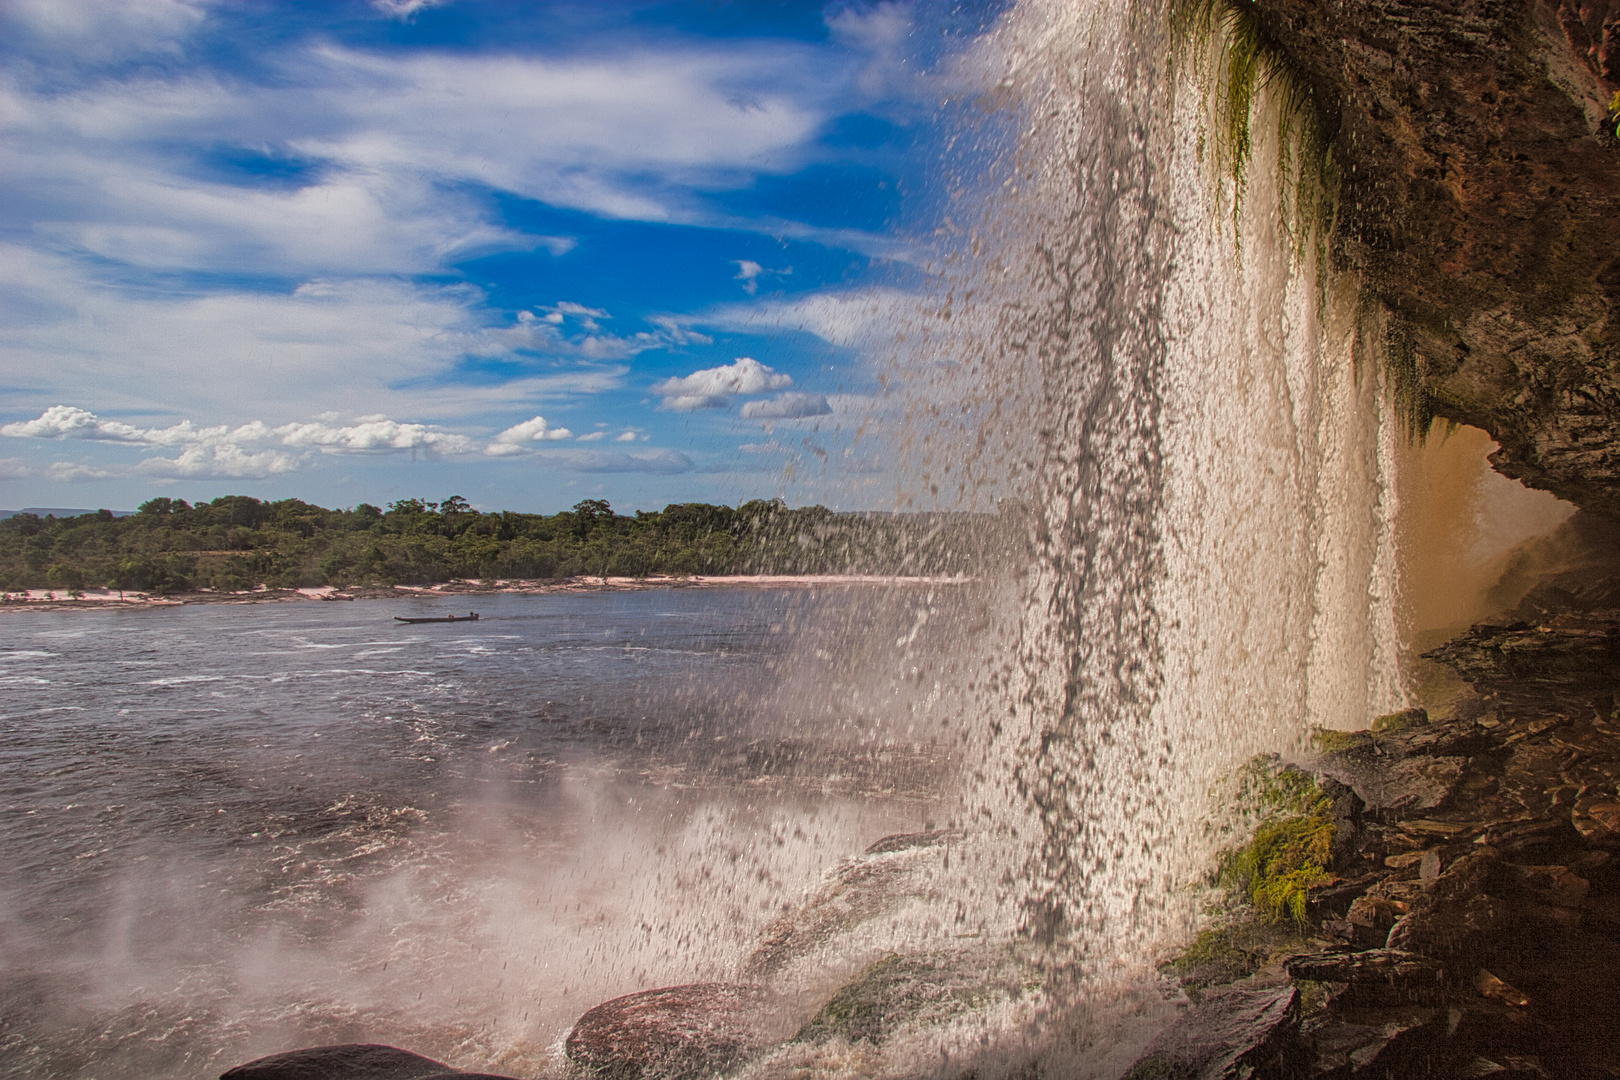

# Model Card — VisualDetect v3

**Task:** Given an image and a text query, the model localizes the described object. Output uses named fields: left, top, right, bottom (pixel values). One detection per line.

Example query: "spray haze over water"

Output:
left=1, top=3, right=1414, bottom=1078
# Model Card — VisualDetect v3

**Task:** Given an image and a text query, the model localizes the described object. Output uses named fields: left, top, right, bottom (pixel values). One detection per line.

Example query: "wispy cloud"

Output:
left=3, top=0, right=212, bottom=61
left=652, top=357, right=792, bottom=411
left=559, top=448, right=693, bottom=475
left=371, top=0, right=448, bottom=20
left=739, top=392, right=832, bottom=419
left=0, top=247, right=644, bottom=420
left=694, top=287, right=925, bottom=350
left=732, top=259, right=791, bottom=295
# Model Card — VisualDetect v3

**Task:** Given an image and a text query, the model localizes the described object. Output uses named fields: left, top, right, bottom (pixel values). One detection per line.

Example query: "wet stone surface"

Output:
left=1138, top=575, right=1620, bottom=1079
left=563, top=983, right=769, bottom=1080
left=218, top=1043, right=519, bottom=1080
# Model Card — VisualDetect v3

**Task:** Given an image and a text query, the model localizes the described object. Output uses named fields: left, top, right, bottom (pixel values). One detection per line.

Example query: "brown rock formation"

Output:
left=564, top=983, right=769, bottom=1080
left=1248, top=0, right=1620, bottom=513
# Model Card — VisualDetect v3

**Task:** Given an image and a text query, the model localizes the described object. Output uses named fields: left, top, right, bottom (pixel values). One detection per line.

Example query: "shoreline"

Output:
left=0, top=573, right=974, bottom=613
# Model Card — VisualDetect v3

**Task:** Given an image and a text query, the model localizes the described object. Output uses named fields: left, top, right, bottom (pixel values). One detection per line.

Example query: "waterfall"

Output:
left=931, top=0, right=1405, bottom=982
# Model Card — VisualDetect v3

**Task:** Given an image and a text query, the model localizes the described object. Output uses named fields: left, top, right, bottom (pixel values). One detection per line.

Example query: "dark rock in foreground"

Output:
left=218, top=1043, right=520, bottom=1080
left=1138, top=570, right=1620, bottom=1078
left=1122, top=984, right=1302, bottom=1080
left=565, top=983, right=767, bottom=1080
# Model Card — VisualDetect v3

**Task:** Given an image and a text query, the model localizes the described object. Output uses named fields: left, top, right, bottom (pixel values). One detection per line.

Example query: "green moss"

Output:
left=1372, top=707, right=1429, bottom=733
left=1159, top=919, right=1317, bottom=996
left=1309, top=727, right=1370, bottom=753
left=1214, top=756, right=1336, bottom=925
left=795, top=953, right=993, bottom=1046
left=1222, top=813, right=1335, bottom=923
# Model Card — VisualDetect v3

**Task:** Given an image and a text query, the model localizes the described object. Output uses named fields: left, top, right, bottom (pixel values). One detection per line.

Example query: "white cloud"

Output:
left=0, top=246, right=633, bottom=420
left=740, top=392, right=832, bottom=419
left=487, top=415, right=573, bottom=454
left=45, top=461, right=115, bottom=483
left=371, top=0, right=447, bottom=19
left=4, top=0, right=211, bottom=60
left=0, top=404, right=247, bottom=446
left=652, top=357, right=792, bottom=411
left=490, top=302, right=703, bottom=363
left=0, top=34, right=869, bottom=302
left=130, top=443, right=301, bottom=478
left=694, top=288, right=923, bottom=350
left=0, top=405, right=714, bottom=483
left=731, top=259, right=791, bottom=295
left=2, top=406, right=479, bottom=481
left=273, top=417, right=476, bottom=454
left=560, top=448, right=693, bottom=475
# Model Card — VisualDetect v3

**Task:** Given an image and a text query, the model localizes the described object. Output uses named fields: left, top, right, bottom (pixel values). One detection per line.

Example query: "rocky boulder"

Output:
left=564, top=983, right=767, bottom=1080
left=743, top=831, right=953, bottom=979
left=218, top=1044, right=518, bottom=1080
left=1120, top=984, right=1302, bottom=1080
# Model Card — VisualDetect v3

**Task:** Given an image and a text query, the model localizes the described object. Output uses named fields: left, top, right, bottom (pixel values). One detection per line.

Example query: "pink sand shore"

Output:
left=0, top=574, right=973, bottom=613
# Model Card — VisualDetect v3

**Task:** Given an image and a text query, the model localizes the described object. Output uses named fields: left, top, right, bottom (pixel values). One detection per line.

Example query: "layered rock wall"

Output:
left=1249, top=0, right=1620, bottom=512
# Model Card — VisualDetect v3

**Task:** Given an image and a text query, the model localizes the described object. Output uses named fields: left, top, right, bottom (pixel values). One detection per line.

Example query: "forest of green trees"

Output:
left=0, top=495, right=999, bottom=594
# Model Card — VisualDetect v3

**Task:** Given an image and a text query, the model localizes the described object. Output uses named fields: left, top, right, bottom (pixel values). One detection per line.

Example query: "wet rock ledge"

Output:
left=1127, top=576, right=1620, bottom=1080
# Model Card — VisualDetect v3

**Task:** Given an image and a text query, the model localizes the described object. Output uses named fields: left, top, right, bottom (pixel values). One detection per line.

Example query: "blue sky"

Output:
left=0, top=0, right=1005, bottom=513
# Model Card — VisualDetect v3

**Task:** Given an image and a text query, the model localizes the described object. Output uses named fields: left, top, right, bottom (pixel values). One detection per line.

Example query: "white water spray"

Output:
left=928, top=0, right=1405, bottom=985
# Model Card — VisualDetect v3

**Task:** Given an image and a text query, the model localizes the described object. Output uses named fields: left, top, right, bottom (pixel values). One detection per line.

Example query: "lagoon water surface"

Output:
left=0, top=587, right=968, bottom=1079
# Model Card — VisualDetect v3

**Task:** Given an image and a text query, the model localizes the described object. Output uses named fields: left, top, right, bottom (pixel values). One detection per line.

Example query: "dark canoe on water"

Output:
left=393, top=612, right=480, bottom=624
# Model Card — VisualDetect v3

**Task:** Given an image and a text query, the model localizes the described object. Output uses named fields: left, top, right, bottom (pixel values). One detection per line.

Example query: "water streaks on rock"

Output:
left=564, top=983, right=768, bottom=1080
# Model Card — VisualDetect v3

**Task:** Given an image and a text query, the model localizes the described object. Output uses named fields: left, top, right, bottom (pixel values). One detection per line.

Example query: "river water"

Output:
left=0, top=587, right=974, bottom=1079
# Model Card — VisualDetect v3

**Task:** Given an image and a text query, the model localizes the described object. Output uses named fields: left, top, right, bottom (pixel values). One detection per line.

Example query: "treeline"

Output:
left=0, top=495, right=999, bottom=593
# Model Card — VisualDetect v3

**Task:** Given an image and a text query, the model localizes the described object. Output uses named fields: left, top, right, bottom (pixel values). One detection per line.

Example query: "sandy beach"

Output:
left=0, top=573, right=974, bottom=613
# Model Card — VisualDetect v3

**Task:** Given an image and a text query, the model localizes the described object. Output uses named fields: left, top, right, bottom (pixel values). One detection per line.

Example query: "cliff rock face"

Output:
left=1249, top=1, right=1620, bottom=512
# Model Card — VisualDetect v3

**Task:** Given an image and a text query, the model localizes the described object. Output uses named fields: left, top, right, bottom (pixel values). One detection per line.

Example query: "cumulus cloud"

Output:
left=652, top=357, right=792, bottom=411
left=130, top=443, right=302, bottom=478
left=740, top=392, right=832, bottom=420
left=274, top=417, right=476, bottom=454
left=486, top=415, right=574, bottom=455
left=1, top=405, right=708, bottom=483
left=2, top=406, right=480, bottom=474
left=2, top=404, right=260, bottom=447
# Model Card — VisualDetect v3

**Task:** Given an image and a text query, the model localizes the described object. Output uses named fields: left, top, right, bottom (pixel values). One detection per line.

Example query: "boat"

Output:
left=393, top=612, right=480, bottom=624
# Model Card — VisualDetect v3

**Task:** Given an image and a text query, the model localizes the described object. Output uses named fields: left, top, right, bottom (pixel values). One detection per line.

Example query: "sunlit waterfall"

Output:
left=937, top=0, right=1404, bottom=982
